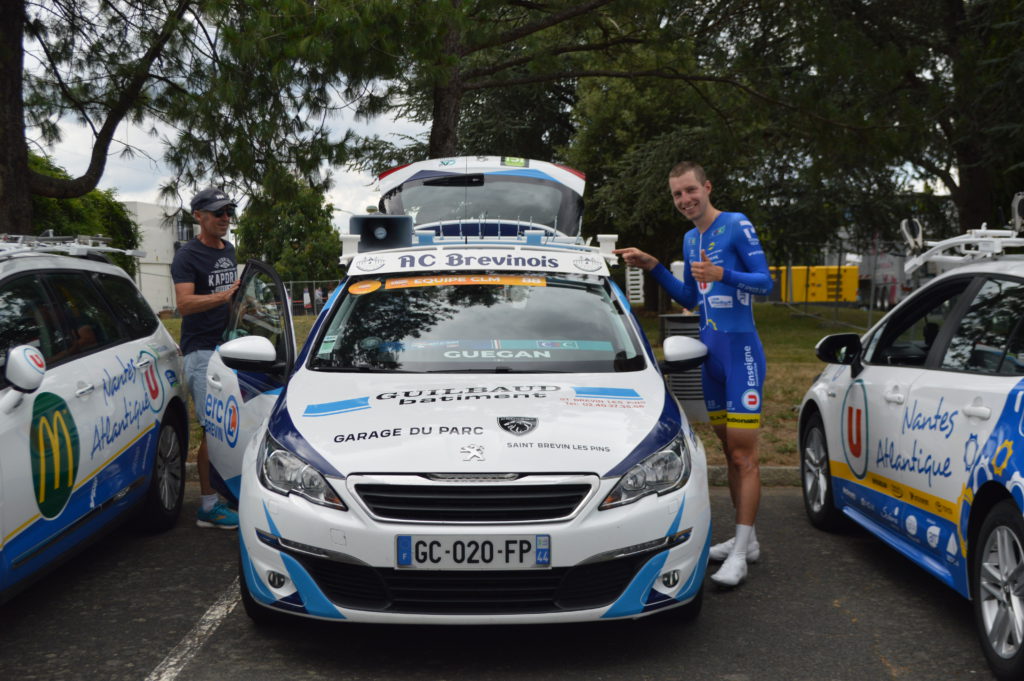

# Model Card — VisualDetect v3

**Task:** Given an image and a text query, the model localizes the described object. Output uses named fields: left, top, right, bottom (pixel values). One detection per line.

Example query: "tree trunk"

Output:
left=428, top=77, right=463, bottom=158
left=427, top=2, right=464, bottom=159
left=0, top=1, right=32, bottom=234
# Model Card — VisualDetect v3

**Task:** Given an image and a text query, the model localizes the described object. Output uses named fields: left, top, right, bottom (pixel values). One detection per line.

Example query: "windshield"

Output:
left=379, top=174, right=583, bottom=236
left=310, top=273, right=644, bottom=373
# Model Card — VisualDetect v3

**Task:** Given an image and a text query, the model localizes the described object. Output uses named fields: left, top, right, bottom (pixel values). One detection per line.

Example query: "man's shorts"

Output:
left=699, top=329, right=766, bottom=429
left=183, top=349, right=214, bottom=430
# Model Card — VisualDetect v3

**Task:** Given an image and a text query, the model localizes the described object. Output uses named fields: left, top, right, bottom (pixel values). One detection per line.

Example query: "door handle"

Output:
left=963, top=404, right=991, bottom=420
left=208, top=374, right=223, bottom=391
left=884, top=389, right=905, bottom=405
left=75, top=383, right=95, bottom=398
left=137, top=356, right=153, bottom=368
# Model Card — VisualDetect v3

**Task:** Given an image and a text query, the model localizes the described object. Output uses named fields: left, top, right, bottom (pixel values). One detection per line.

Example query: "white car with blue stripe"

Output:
left=206, top=157, right=712, bottom=624
left=0, top=241, right=188, bottom=602
left=798, top=221, right=1024, bottom=681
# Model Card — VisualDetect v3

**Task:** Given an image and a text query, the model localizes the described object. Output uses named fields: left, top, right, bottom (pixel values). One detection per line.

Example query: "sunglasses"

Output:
left=208, top=207, right=235, bottom=218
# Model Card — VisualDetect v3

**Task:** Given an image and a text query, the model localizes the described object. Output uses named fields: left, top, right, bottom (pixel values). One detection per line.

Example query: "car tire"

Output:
left=971, top=499, right=1024, bottom=681
left=238, top=553, right=289, bottom=626
left=800, top=412, right=845, bottom=531
left=135, top=418, right=186, bottom=532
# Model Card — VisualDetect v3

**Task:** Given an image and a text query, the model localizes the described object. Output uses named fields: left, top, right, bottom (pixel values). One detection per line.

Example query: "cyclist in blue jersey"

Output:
left=615, top=161, right=772, bottom=587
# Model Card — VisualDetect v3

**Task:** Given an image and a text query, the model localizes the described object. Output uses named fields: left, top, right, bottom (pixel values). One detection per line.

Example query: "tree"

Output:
left=233, top=172, right=340, bottom=285
left=9, top=0, right=400, bottom=233
left=28, top=153, right=141, bottom=275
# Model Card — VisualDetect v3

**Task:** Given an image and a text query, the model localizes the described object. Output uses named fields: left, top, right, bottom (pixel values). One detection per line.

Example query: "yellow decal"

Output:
left=348, top=280, right=382, bottom=295
left=992, top=440, right=1013, bottom=476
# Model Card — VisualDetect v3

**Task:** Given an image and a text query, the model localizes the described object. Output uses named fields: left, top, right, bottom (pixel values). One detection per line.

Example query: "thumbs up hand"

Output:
left=690, top=249, right=723, bottom=283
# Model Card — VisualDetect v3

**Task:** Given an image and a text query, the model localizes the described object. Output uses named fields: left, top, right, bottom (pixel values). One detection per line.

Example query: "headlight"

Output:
left=257, top=433, right=347, bottom=510
left=600, top=434, right=691, bottom=509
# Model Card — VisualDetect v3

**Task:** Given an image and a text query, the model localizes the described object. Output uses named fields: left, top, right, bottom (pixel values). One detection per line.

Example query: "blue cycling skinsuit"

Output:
left=649, top=212, right=773, bottom=429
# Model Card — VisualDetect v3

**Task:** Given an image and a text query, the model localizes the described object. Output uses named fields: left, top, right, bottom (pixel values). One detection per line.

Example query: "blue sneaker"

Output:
left=196, top=502, right=239, bottom=529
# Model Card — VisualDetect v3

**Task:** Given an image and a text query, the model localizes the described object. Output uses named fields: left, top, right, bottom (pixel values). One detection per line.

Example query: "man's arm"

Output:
left=174, top=280, right=240, bottom=316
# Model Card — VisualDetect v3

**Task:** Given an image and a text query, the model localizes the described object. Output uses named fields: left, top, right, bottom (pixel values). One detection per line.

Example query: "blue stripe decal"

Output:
left=280, top=552, right=345, bottom=619
left=262, top=501, right=281, bottom=537
left=224, top=475, right=242, bottom=500
left=240, top=536, right=277, bottom=605
left=572, top=387, right=643, bottom=400
left=601, top=551, right=669, bottom=618
left=603, top=392, right=682, bottom=478
left=303, top=397, right=370, bottom=417
left=268, top=396, right=344, bottom=477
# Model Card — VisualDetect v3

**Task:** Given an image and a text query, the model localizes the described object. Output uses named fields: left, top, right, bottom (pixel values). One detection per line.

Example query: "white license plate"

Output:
left=396, top=534, right=551, bottom=569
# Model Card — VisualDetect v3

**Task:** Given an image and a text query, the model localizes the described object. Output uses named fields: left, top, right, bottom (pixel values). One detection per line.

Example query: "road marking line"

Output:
left=145, top=577, right=240, bottom=681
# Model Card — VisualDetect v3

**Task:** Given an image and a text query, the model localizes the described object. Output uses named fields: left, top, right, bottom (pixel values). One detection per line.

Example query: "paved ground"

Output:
left=0, top=482, right=992, bottom=681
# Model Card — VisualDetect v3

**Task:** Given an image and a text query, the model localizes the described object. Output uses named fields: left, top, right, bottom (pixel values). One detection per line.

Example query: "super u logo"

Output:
left=840, top=380, right=870, bottom=479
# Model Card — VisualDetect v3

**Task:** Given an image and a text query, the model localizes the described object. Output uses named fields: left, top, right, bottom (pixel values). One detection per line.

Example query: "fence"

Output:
left=283, top=280, right=344, bottom=316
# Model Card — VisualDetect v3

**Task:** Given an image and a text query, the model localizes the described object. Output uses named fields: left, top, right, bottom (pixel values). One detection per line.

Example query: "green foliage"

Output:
left=27, top=154, right=141, bottom=275
left=233, top=173, right=341, bottom=283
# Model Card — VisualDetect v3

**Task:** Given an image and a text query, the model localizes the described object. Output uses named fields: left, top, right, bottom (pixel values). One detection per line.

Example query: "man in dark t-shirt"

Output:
left=171, top=187, right=241, bottom=529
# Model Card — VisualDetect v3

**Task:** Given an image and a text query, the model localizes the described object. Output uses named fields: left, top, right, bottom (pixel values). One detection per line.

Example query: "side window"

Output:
left=227, top=270, right=287, bottom=357
left=45, top=272, right=124, bottom=358
left=941, top=277, right=1024, bottom=375
left=863, top=278, right=972, bottom=367
left=93, top=273, right=158, bottom=339
left=0, top=275, right=71, bottom=386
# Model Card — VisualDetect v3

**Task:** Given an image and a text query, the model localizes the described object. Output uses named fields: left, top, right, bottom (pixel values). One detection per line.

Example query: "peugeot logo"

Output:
left=498, top=416, right=537, bottom=436
left=461, top=444, right=485, bottom=462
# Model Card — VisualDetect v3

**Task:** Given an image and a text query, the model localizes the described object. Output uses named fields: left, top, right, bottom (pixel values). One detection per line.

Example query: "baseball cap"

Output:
left=190, top=187, right=236, bottom=213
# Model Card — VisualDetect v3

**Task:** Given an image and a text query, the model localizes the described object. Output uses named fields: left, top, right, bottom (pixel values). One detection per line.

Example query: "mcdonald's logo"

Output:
left=30, top=393, right=80, bottom=518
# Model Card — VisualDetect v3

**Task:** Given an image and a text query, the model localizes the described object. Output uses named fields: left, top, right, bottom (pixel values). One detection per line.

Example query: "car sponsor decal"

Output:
left=304, top=386, right=561, bottom=415
left=93, top=350, right=166, bottom=458
left=840, top=379, right=870, bottom=479
left=498, top=416, right=537, bottom=435
left=23, top=345, right=45, bottom=374
left=561, top=386, right=646, bottom=410
left=30, top=392, right=80, bottom=518
left=348, top=249, right=609, bottom=276
left=204, top=393, right=240, bottom=447
left=332, top=425, right=484, bottom=443
left=384, top=274, right=546, bottom=290
left=348, top=280, right=382, bottom=295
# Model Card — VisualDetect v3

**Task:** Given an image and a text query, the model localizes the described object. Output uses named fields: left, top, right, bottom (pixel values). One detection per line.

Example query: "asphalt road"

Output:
left=0, top=482, right=993, bottom=681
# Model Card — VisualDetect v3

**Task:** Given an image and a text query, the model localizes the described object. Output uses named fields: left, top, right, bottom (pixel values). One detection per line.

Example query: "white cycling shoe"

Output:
left=709, top=537, right=760, bottom=562
left=710, top=553, right=748, bottom=587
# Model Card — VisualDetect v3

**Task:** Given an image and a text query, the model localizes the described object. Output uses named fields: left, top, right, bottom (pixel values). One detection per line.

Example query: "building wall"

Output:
left=125, top=201, right=188, bottom=314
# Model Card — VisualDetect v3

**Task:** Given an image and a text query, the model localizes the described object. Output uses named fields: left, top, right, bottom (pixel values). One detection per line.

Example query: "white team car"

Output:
left=798, top=221, right=1024, bottom=680
left=0, top=238, right=188, bottom=602
left=205, top=157, right=713, bottom=624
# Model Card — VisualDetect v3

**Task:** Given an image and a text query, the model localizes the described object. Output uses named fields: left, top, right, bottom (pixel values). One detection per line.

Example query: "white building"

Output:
left=124, top=201, right=192, bottom=315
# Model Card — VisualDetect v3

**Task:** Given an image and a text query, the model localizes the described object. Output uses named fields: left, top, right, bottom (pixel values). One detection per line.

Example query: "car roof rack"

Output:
left=903, top=192, right=1024, bottom=276
left=0, top=233, right=146, bottom=262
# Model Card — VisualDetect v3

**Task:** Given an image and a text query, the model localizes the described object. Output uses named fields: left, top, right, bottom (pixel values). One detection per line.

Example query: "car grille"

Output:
left=353, top=480, right=594, bottom=523
left=284, top=548, right=660, bottom=614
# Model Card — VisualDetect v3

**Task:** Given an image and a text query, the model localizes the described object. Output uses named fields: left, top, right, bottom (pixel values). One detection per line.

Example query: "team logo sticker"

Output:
left=353, top=256, right=385, bottom=273
left=741, top=389, right=760, bottom=411
left=139, top=350, right=165, bottom=414
left=30, top=392, right=80, bottom=518
left=840, top=379, right=870, bottom=478
left=23, top=346, right=45, bottom=374
left=572, top=256, right=603, bottom=272
left=498, top=417, right=538, bottom=436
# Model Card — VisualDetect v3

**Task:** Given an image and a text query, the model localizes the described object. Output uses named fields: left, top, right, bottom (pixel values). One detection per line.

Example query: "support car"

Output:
left=798, top=205, right=1024, bottom=680
left=204, top=157, right=713, bottom=624
left=0, top=236, right=188, bottom=603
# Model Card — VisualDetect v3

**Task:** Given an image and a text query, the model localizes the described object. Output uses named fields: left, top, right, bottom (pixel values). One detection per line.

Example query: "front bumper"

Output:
left=238, top=444, right=711, bottom=624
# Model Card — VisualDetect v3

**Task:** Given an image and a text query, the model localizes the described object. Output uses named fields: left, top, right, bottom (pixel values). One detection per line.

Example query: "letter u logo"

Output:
left=846, top=407, right=863, bottom=458
left=30, top=393, right=80, bottom=518
left=144, top=362, right=160, bottom=401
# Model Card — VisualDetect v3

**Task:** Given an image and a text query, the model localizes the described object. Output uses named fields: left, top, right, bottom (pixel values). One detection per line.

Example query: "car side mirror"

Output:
left=659, top=335, right=708, bottom=373
left=218, top=335, right=282, bottom=374
left=815, top=333, right=864, bottom=376
left=1, top=345, right=46, bottom=413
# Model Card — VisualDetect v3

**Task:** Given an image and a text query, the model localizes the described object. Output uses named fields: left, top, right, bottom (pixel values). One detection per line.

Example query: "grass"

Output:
left=164, top=302, right=871, bottom=467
